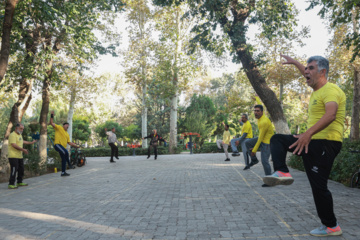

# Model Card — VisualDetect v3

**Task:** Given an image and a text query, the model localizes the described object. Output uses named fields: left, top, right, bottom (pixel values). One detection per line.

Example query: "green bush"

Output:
left=193, top=142, right=235, bottom=153
left=82, top=145, right=180, bottom=157
left=288, top=139, right=360, bottom=186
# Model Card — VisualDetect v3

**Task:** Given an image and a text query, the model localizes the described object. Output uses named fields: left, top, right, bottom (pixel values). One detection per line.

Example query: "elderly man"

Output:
left=143, top=129, right=166, bottom=160
left=8, top=123, right=37, bottom=189
left=50, top=111, right=79, bottom=177
left=263, top=55, right=346, bottom=237
left=105, top=127, right=119, bottom=163
left=231, top=114, right=253, bottom=169
left=216, top=122, right=231, bottom=161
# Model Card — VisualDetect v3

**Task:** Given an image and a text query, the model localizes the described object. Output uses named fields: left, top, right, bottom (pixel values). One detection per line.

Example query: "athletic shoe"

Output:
left=261, top=184, right=270, bottom=187
left=110, top=160, right=116, bottom=163
left=115, top=156, right=119, bottom=160
left=61, top=172, right=70, bottom=177
left=263, top=171, right=294, bottom=186
left=8, top=185, right=18, bottom=189
left=217, top=148, right=222, bottom=150
left=243, top=166, right=250, bottom=170
left=232, top=152, right=240, bottom=156
left=154, top=157, right=157, bottom=160
left=249, top=159, right=259, bottom=167
left=16, top=182, right=28, bottom=187
left=224, top=158, right=230, bottom=161
left=310, top=224, right=342, bottom=236
left=147, top=156, right=150, bottom=159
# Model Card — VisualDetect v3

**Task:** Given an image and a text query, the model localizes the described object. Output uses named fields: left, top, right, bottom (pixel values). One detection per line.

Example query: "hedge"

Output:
left=288, top=139, right=360, bottom=187
left=82, top=146, right=181, bottom=157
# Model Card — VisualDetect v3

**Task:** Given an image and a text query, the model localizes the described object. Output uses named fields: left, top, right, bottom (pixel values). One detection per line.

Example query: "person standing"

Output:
left=263, top=55, right=346, bottom=236
left=231, top=114, right=253, bottom=169
left=216, top=123, right=231, bottom=161
left=8, top=123, right=37, bottom=189
left=143, top=129, right=166, bottom=160
left=244, top=105, right=274, bottom=179
left=50, top=111, right=79, bottom=177
left=105, top=127, right=119, bottom=163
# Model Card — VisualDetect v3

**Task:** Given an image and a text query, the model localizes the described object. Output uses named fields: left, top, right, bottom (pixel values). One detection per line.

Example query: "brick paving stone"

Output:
left=0, top=153, right=359, bottom=239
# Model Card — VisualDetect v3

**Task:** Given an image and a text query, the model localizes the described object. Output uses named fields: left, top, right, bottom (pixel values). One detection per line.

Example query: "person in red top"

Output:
left=142, top=129, right=166, bottom=160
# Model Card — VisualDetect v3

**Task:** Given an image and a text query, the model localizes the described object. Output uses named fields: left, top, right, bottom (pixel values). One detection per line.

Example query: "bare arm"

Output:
left=23, top=140, right=37, bottom=145
left=49, top=110, right=55, bottom=128
left=281, top=54, right=306, bottom=77
left=11, top=143, right=28, bottom=154
left=68, top=142, right=79, bottom=148
left=290, top=102, right=338, bottom=155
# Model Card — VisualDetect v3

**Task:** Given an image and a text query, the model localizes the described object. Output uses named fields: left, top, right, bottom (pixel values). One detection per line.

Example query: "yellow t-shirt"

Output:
left=308, top=82, right=346, bottom=142
left=242, top=120, right=253, bottom=138
left=252, top=115, right=274, bottom=153
left=8, top=131, right=23, bottom=159
left=53, top=124, right=70, bottom=148
left=223, top=130, right=231, bottom=145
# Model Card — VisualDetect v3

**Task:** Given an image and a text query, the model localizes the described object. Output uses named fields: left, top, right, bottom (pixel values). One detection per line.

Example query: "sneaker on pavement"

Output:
left=232, top=152, right=240, bottom=156
left=17, top=182, right=28, bottom=187
left=310, top=224, right=342, bottom=236
left=61, top=172, right=70, bottom=177
left=224, top=158, right=230, bottom=161
left=8, top=185, right=18, bottom=189
left=263, top=171, right=294, bottom=186
left=249, top=159, right=259, bottom=167
left=243, top=166, right=250, bottom=170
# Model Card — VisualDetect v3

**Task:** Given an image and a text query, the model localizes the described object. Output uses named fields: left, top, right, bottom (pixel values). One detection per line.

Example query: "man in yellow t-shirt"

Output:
left=231, top=114, right=253, bottom=169
left=263, top=55, right=345, bottom=237
left=8, top=123, right=37, bottom=189
left=50, top=111, right=79, bottom=177
left=216, top=123, right=231, bottom=161
left=244, top=105, right=274, bottom=176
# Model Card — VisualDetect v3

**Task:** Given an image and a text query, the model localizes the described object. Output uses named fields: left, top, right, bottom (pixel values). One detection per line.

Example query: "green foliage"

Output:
left=193, top=142, right=235, bottom=153
left=73, top=117, right=91, bottom=142
left=82, top=146, right=180, bottom=157
left=124, top=124, right=141, bottom=141
left=288, top=140, right=360, bottom=186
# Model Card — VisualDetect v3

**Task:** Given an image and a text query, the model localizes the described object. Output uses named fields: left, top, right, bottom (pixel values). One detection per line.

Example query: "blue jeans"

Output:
left=54, top=144, right=69, bottom=173
left=244, top=138, right=272, bottom=175
left=230, top=138, right=250, bottom=166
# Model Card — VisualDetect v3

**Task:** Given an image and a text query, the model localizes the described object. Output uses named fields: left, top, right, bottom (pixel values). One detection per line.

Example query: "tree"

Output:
left=72, top=118, right=91, bottom=143
left=154, top=0, right=299, bottom=134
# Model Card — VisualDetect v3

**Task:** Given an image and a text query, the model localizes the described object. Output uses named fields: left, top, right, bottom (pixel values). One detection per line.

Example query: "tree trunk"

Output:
left=350, top=8, right=360, bottom=141
left=67, top=89, right=76, bottom=150
left=39, top=76, right=51, bottom=168
left=222, top=6, right=290, bottom=134
left=351, top=68, right=360, bottom=141
left=0, top=0, right=19, bottom=84
left=141, top=84, right=148, bottom=148
left=0, top=78, right=34, bottom=173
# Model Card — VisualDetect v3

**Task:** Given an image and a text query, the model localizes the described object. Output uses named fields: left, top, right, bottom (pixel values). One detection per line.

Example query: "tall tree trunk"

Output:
left=0, top=0, right=19, bottom=84
left=220, top=5, right=290, bottom=134
left=0, top=77, right=34, bottom=173
left=141, top=84, right=148, bottom=148
left=67, top=89, right=76, bottom=150
left=39, top=76, right=51, bottom=168
left=169, top=9, right=181, bottom=154
left=351, top=7, right=360, bottom=141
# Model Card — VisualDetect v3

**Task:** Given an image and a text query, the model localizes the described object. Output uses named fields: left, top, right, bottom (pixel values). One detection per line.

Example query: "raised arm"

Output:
left=281, top=54, right=306, bottom=77
left=49, top=110, right=56, bottom=128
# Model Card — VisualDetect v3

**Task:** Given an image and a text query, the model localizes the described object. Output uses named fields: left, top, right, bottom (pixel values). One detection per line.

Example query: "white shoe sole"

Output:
left=263, top=176, right=294, bottom=186
left=310, top=229, right=342, bottom=236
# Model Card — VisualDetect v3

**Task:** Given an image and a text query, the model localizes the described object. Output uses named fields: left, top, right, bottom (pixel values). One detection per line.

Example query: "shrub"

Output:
left=82, top=145, right=180, bottom=157
left=194, top=142, right=235, bottom=153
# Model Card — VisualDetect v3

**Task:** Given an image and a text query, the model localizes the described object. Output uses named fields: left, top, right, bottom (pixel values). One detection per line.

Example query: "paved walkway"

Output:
left=0, top=153, right=359, bottom=240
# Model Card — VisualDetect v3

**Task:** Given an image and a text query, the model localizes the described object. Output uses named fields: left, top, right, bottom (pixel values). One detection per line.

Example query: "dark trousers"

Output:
left=109, top=143, right=119, bottom=160
left=270, top=134, right=342, bottom=227
left=8, top=158, right=24, bottom=185
left=54, top=144, right=69, bottom=173
left=148, top=144, right=158, bottom=158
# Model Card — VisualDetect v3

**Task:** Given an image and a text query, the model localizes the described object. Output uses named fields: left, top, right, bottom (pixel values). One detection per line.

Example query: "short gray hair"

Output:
left=307, top=56, right=329, bottom=78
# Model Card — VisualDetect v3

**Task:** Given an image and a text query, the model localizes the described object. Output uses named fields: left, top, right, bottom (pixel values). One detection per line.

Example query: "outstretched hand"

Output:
left=280, top=54, right=296, bottom=65
left=289, top=132, right=312, bottom=155
left=51, top=110, right=55, bottom=115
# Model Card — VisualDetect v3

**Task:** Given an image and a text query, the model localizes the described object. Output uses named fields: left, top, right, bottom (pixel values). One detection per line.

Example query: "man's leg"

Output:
left=17, top=158, right=25, bottom=184
left=147, top=145, right=152, bottom=158
left=230, top=138, right=241, bottom=153
left=302, top=140, right=341, bottom=228
left=245, top=138, right=259, bottom=166
left=270, top=134, right=297, bottom=172
left=115, top=145, right=119, bottom=159
left=109, top=143, right=115, bottom=161
left=154, top=145, right=158, bottom=159
left=55, top=145, right=69, bottom=175
left=260, top=143, right=272, bottom=175
left=240, top=139, right=250, bottom=166
left=222, top=143, right=229, bottom=160
left=8, top=158, right=18, bottom=187
left=216, top=139, right=222, bottom=150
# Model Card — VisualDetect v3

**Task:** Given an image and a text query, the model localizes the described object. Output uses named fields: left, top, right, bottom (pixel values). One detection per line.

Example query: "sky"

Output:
left=95, top=1, right=330, bottom=78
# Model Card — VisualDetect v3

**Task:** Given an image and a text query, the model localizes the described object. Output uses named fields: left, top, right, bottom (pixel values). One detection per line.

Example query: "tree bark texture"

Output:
left=141, top=84, right=148, bottom=148
left=67, top=90, right=76, bottom=150
left=220, top=3, right=290, bottom=134
left=351, top=67, right=360, bottom=140
left=0, top=0, right=19, bottom=84
left=39, top=76, right=51, bottom=167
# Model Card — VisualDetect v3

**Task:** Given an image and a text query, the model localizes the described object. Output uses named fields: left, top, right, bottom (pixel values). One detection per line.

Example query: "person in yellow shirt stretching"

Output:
left=216, top=123, right=231, bottom=161
left=50, top=111, right=79, bottom=177
left=263, top=55, right=346, bottom=237
left=244, top=105, right=274, bottom=178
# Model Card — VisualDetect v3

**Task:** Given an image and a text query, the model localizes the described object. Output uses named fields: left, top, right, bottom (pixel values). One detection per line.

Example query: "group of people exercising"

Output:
left=6, top=54, right=345, bottom=237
